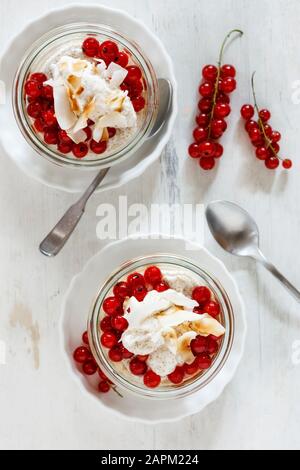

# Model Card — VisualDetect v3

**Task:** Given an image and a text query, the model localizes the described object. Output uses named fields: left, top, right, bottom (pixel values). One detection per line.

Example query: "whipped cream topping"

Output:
left=121, top=289, right=226, bottom=377
left=46, top=56, right=137, bottom=143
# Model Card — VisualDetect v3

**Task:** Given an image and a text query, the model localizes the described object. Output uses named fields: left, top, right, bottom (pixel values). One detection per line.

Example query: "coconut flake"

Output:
left=53, top=84, right=77, bottom=130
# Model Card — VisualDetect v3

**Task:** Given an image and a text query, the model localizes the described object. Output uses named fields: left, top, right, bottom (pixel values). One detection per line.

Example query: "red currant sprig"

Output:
left=241, top=73, right=292, bottom=170
left=189, top=29, right=243, bottom=171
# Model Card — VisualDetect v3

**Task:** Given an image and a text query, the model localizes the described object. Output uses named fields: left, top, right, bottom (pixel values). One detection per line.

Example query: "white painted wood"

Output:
left=0, top=0, right=300, bottom=450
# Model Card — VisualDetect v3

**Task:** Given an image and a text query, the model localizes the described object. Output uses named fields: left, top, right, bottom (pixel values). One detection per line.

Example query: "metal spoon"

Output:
left=206, top=200, right=300, bottom=302
left=40, top=78, right=173, bottom=257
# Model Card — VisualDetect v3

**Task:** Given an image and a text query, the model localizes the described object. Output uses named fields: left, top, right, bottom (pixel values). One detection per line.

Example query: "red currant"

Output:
left=144, top=370, right=161, bottom=388
left=221, top=64, right=236, bottom=78
left=193, top=127, right=208, bottom=143
left=188, top=143, right=201, bottom=159
left=241, top=104, right=255, bottom=120
left=82, top=331, right=89, bottom=345
left=129, top=358, right=147, bottom=376
left=27, top=101, right=42, bottom=118
left=100, top=316, right=112, bottom=333
left=206, top=337, right=219, bottom=354
left=111, top=316, right=128, bottom=332
left=271, top=131, right=281, bottom=143
left=90, top=139, right=107, bottom=154
left=191, top=336, right=208, bottom=356
left=282, top=159, right=292, bottom=169
left=245, top=120, right=259, bottom=133
left=216, top=92, right=230, bottom=104
left=197, top=353, right=212, bottom=370
left=199, top=157, right=215, bottom=171
left=127, top=272, right=145, bottom=289
left=184, top=359, right=200, bottom=375
left=155, top=281, right=169, bottom=292
left=120, top=345, right=134, bottom=359
left=204, top=300, right=220, bottom=318
left=199, top=81, right=214, bottom=98
left=43, top=85, right=54, bottom=101
left=198, top=98, right=212, bottom=114
left=82, top=37, right=100, bottom=57
left=108, top=127, right=117, bottom=138
left=132, top=285, right=148, bottom=302
left=114, top=51, right=129, bottom=68
left=259, top=109, right=271, bottom=122
left=109, top=346, right=123, bottom=362
left=72, top=143, right=88, bottom=159
left=99, top=41, right=119, bottom=63
left=103, top=297, right=122, bottom=316
left=263, top=124, right=273, bottom=138
left=214, top=143, right=224, bottom=158
left=265, top=156, right=280, bottom=170
left=42, top=110, right=57, bottom=128
left=113, top=282, right=131, bottom=300
left=256, top=146, right=269, bottom=161
left=101, top=332, right=118, bottom=349
left=168, top=366, right=185, bottom=384
left=34, top=118, right=45, bottom=133
left=58, top=130, right=73, bottom=145
left=25, top=79, right=43, bottom=98
left=82, top=359, right=98, bottom=375
left=144, top=266, right=162, bottom=286
left=220, top=77, right=236, bottom=93
left=214, top=102, right=231, bottom=118
left=198, top=141, right=215, bottom=158
left=196, top=113, right=210, bottom=127
left=192, top=286, right=211, bottom=304
left=132, top=96, right=145, bottom=112
left=44, top=129, right=58, bottom=145
left=30, top=72, right=47, bottom=83
left=58, top=143, right=72, bottom=154
left=98, top=381, right=111, bottom=393
left=73, top=346, right=91, bottom=364
left=202, top=65, right=218, bottom=82
left=125, top=65, right=142, bottom=84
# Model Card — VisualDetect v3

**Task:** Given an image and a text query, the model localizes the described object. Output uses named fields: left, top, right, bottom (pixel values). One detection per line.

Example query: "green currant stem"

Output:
left=208, top=29, right=243, bottom=138
left=251, top=72, right=281, bottom=160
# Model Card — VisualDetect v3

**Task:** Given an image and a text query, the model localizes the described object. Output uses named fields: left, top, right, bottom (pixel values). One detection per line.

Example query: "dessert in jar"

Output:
left=23, top=36, right=147, bottom=160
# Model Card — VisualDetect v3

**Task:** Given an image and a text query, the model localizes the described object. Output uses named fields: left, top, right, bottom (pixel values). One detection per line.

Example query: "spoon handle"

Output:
left=39, top=168, right=110, bottom=257
left=256, top=251, right=300, bottom=302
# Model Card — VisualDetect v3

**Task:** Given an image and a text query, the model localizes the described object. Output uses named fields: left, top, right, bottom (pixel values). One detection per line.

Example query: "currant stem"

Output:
left=251, top=72, right=281, bottom=160
left=208, top=29, right=243, bottom=138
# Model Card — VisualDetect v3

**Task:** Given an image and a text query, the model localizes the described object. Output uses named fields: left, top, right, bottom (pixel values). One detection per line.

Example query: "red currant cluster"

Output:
left=24, top=38, right=146, bottom=159
left=189, top=30, right=243, bottom=170
left=73, top=332, right=117, bottom=395
left=241, top=74, right=292, bottom=170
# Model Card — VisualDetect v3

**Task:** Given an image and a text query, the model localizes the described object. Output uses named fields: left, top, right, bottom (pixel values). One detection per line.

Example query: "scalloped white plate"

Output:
left=0, top=4, right=177, bottom=193
left=60, top=236, right=247, bottom=424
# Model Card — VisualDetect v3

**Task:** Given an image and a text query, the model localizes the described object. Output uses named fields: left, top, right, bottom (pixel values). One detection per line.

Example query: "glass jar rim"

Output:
left=13, top=22, right=159, bottom=169
left=88, top=253, right=235, bottom=400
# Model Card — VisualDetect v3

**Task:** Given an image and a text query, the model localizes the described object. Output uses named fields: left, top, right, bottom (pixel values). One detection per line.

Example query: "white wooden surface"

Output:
left=0, top=0, right=300, bottom=450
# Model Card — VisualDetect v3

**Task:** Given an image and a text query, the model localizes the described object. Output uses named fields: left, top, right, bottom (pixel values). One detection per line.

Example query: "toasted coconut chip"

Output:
left=192, top=314, right=225, bottom=338
left=72, top=114, right=88, bottom=134
left=97, top=111, right=127, bottom=128
left=67, top=75, right=82, bottom=93
left=72, top=60, right=89, bottom=73
left=92, top=124, right=104, bottom=143
left=66, top=87, right=80, bottom=114
left=177, top=331, right=198, bottom=364
left=106, top=62, right=128, bottom=88
left=108, top=95, right=126, bottom=112
left=53, top=85, right=77, bottom=131
left=67, top=128, right=87, bottom=144
left=101, top=127, right=109, bottom=142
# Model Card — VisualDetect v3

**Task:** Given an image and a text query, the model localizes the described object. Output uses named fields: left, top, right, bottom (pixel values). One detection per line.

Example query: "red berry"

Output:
left=98, top=368, right=109, bottom=381
left=188, top=143, right=201, bottom=159
left=282, top=159, right=292, bottom=169
left=99, top=40, right=119, bottom=63
left=42, top=110, right=57, bottom=127
left=256, top=146, right=269, bottom=161
left=259, top=109, right=271, bottom=122
left=191, top=336, right=208, bottom=356
left=58, top=143, right=72, bottom=154
left=25, top=79, right=43, bottom=98
left=155, top=281, right=170, bottom=292
left=198, top=98, right=212, bottom=114
left=44, top=129, right=58, bottom=145
left=82, top=37, right=100, bottom=57
left=199, top=81, right=214, bottom=98
left=103, top=297, right=122, bottom=316
left=101, top=332, right=118, bottom=349
left=272, top=142, right=280, bottom=153
left=202, top=65, right=218, bottom=82
left=245, top=120, right=259, bottom=133
left=83, top=126, right=92, bottom=142
left=120, top=345, right=134, bottom=359
left=216, top=92, right=230, bottom=104
left=129, top=358, right=148, bottom=376
left=263, top=124, right=273, bottom=138
left=82, top=359, right=98, bottom=375
left=144, top=266, right=162, bottom=286
left=82, top=331, right=89, bottom=345
left=43, top=85, right=54, bottom=101
left=214, top=102, right=231, bottom=118
left=192, top=286, right=211, bottom=304
left=90, top=139, right=107, bottom=154
left=58, top=130, right=73, bottom=145
left=100, top=316, right=112, bottom=332
left=27, top=101, right=42, bottom=118
left=265, top=156, right=280, bottom=170
left=108, top=127, right=117, bottom=138
left=249, top=127, right=261, bottom=142
left=193, top=127, right=208, bottom=143
left=127, top=272, right=145, bottom=288
left=193, top=306, right=205, bottom=315
left=113, top=281, right=130, bottom=299
left=73, top=346, right=91, bottom=364
left=33, top=118, right=45, bottom=133
left=132, top=96, right=145, bottom=112
left=198, top=141, right=215, bottom=158
left=196, top=113, right=210, bottom=127
left=125, top=65, right=142, bottom=84
left=204, top=300, right=220, bottom=318
left=199, top=157, right=215, bottom=171
left=214, top=143, right=224, bottom=158
left=168, top=366, right=185, bottom=384
left=111, top=315, right=128, bottom=332
left=132, top=285, right=148, bottom=302
left=98, top=381, right=111, bottom=393
left=114, top=51, right=129, bottom=68
left=220, top=77, right=236, bottom=93
left=144, top=370, right=161, bottom=388
left=241, top=104, right=254, bottom=120
left=197, top=353, right=212, bottom=370
left=30, top=72, right=47, bottom=83
left=184, top=359, right=200, bottom=375
left=271, top=131, right=281, bottom=143
left=211, top=118, right=227, bottom=134
left=206, top=337, right=219, bottom=354
left=109, top=346, right=123, bottom=362
left=72, top=142, right=88, bottom=159
left=221, top=64, right=236, bottom=78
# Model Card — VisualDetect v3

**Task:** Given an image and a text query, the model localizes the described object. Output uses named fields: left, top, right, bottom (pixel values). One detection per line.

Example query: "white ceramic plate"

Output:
left=0, top=4, right=177, bottom=193
left=60, top=236, right=247, bottom=424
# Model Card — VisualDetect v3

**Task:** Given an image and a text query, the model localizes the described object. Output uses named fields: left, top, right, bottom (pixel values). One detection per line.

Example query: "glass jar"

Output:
left=13, top=23, right=159, bottom=169
left=88, top=254, right=235, bottom=400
